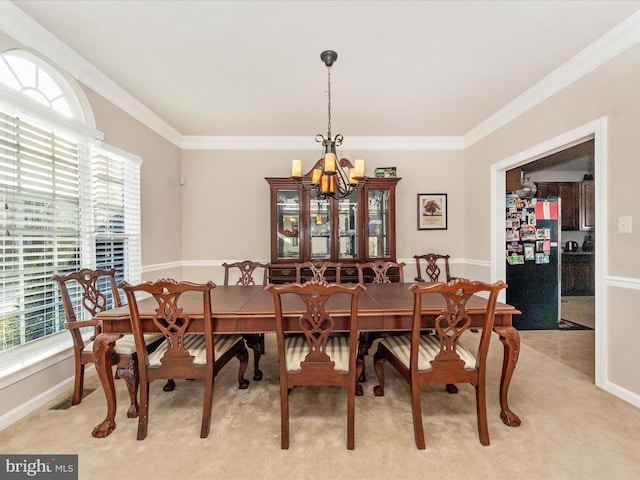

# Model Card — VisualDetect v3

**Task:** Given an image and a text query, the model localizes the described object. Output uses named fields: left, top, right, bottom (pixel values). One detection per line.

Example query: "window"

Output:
left=0, top=50, right=141, bottom=356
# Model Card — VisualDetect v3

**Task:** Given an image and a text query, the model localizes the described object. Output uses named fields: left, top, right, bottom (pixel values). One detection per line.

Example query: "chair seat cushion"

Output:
left=379, top=334, right=476, bottom=371
left=147, top=334, right=244, bottom=366
left=83, top=333, right=164, bottom=355
left=284, top=335, right=351, bottom=372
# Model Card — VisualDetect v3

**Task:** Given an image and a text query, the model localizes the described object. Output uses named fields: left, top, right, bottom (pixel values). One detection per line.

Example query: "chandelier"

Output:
left=290, top=50, right=365, bottom=199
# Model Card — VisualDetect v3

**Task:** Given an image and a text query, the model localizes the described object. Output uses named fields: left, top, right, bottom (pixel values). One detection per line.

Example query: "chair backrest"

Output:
left=357, top=260, right=405, bottom=284
left=53, top=268, right=122, bottom=319
left=266, top=279, right=365, bottom=377
left=413, top=253, right=453, bottom=282
left=120, top=278, right=216, bottom=380
left=294, top=261, right=340, bottom=284
left=222, top=260, right=269, bottom=286
left=409, top=279, right=506, bottom=374
left=53, top=268, right=123, bottom=343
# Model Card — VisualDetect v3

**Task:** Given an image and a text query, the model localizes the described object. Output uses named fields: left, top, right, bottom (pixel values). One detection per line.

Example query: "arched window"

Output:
left=0, top=50, right=83, bottom=121
left=0, top=50, right=141, bottom=359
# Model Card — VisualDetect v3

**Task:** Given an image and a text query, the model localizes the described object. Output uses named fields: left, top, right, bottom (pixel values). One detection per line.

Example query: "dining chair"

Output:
left=266, top=279, right=365, bottom=449
left=223, top=260, right=270, bottom=381
left=413, top=253, right=460, bottom=282
left=356, top=260, right=406, bottom=284
left=120, top=278, right=250, bottom=439
left=52, top=268, right=164, bottom=417
left=294, top=261, right=359, bottom=284
left=372, top=279, right=507, bottom=449
left=355, top=260, right=406, bottom=383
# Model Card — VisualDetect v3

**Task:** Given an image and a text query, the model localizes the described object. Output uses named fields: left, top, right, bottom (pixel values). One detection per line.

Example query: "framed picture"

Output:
left=417, top=193, right=447, bottom=230
left=374, top=167, right=397, bottom=178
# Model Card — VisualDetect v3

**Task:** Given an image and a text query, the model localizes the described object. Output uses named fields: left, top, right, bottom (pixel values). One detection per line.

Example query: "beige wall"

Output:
left=464, top=43, right=640, bottom=399
left=180, top=149, right=466, bottom=282
left=82, top=88, right=183, bottom=271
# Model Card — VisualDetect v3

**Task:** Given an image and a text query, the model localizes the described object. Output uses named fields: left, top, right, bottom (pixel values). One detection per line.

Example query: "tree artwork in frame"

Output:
left=417, top=193, right=447, bottom=230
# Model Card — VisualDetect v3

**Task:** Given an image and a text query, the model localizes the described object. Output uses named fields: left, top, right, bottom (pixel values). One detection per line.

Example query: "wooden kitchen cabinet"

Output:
left=536, top=182, right=579, bottom=231
left=580, top=180, right=595, bottom=231
left=561, top=254, right=595, bottom=296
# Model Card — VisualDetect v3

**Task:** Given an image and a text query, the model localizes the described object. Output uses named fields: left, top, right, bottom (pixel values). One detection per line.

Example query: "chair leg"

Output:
left=236, top=345, right=250, bottom=390
left=116, top=359, right=140, bottom=418
left=475, top=383, right=490, bottom=446
left=280, top=382, right=290, bottom=449
left=137, top=381, right=149, bottom=440
left=372, top=349, right=386, bottom=397
left=357, top=333, right=375, bottom=382
left=355, top=358, right=364, bottom=397
left=71, top=361, right=85, bottom=406
left=347, top=384, right=356, bottom=450
left=201, top=375, right=214, bottom=439
left=410, top=383, right=426, bottom=449
left=243, top=334, right=264, bottom=381
left=163, top=379, right=176, bottom=391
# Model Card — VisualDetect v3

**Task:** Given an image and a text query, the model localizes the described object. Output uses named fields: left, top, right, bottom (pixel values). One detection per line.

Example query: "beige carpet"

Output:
left=1, top=332, right=639, bottom=480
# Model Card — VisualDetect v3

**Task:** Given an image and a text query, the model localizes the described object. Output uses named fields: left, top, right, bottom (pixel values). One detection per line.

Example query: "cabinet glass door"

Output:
left=276, top=189, right=300, bottom=260
left=338, top=190, right=358, bottom=259
left=367, top=189, right=391, bottom=258
left=309, top=198, right=331, bottom=260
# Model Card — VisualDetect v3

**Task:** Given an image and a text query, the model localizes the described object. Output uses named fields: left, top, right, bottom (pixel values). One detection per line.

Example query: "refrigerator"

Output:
left=505, top=195, right=561, bottom=330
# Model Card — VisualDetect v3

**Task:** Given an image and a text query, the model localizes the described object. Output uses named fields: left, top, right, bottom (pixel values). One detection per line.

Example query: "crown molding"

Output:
left=181, top=135, right=465, bottom=150
left=3, top=3, right=640, bottom=151
left=0, top=2, right=182, bottom=147
left=464, top=9, right=640, bottom=147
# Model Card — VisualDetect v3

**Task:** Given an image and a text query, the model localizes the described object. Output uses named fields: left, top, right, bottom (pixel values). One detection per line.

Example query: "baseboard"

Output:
left=0, top=369, right=95, bottom=431
left=602, top=379, right=640, bottom=409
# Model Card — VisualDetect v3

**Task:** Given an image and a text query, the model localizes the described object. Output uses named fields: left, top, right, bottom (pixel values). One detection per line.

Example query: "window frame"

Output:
left=0, top=49, right=141, bottom=382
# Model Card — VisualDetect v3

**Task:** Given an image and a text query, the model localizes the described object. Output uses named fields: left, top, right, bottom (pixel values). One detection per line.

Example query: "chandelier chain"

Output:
left=327, top=65, right=332, bottom=139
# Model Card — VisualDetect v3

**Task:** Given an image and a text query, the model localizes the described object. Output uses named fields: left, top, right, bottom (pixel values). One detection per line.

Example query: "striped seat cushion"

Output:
left=83, top=333, right=164, bottom=355
left=147, top=334, right=244, bottom=366
left=284, top=335, right=351, bottom=373
left=379, top=334, right=476, bottom=371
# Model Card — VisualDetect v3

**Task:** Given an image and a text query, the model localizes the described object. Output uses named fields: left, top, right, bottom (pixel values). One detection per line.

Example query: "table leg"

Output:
left=91, top=333, right=120, bottom=438
left=493, top=325, right=522, bottom=427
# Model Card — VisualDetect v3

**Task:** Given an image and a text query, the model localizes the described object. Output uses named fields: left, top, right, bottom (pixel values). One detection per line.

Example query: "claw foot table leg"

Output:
left=92, top=333, right=121, bottom=438
left=494, top=325, right=522, bottom=427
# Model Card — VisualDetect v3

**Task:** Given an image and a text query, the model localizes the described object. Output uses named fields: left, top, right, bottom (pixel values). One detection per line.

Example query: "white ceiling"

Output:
left=7, top=1, right=640, bottom=142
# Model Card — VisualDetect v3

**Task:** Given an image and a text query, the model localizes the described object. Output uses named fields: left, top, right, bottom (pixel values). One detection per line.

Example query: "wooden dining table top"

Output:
left=96, top=282, right=519, bottom=333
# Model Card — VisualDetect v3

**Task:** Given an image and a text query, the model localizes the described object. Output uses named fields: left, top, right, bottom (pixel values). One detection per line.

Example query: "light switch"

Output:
left=618, top=216, right=632, bottom=234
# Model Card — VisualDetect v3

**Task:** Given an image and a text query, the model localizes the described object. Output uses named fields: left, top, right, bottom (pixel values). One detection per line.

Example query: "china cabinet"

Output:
left=265, top=175, right=400, bottom=283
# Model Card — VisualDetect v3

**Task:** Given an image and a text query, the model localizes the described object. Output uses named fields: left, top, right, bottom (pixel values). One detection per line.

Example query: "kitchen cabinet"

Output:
left=265, top=175, right=400, bottom=282
left=561, top=254, right=595, bottom=296
left=536, top=182, right=579, bottom=231
left=506, top=167, right=523, bottom=192
left=580, top=180, right=595, bottom=231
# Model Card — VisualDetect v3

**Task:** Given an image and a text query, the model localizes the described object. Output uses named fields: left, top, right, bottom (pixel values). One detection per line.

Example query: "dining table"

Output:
left=91, top=282, right=522, bottom=438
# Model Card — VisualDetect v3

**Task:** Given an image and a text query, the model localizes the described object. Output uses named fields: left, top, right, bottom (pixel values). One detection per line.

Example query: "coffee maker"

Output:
left=582, top=235, right=594, bottom=252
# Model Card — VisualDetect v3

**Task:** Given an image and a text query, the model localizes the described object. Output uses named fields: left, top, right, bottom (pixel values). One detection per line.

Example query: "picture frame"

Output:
left=374, top=167, right=397, bottom=178
left=417, top=193, right=447, bottom=230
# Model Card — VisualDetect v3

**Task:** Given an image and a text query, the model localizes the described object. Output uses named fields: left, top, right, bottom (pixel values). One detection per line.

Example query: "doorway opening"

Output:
left=490, top=118, right=607, bottom=388
left=505, top=140, right=595, bottom=379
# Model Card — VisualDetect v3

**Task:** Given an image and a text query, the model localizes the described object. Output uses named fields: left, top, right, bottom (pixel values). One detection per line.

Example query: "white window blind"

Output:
left=91, top=150, right=142, bottom=301
left=0, top=112, right=81, bottom=351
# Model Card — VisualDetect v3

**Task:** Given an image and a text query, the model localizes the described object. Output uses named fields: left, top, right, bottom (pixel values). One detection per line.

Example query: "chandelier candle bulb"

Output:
left=312, top=168, right=322, bottom=185
left=324, top=153, right=337, bottom=174
left=354, top=159, right=365, bottom=178
left=349, top=169, right=358, bottom=185
left=291, top=159, right=302, bottom=178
